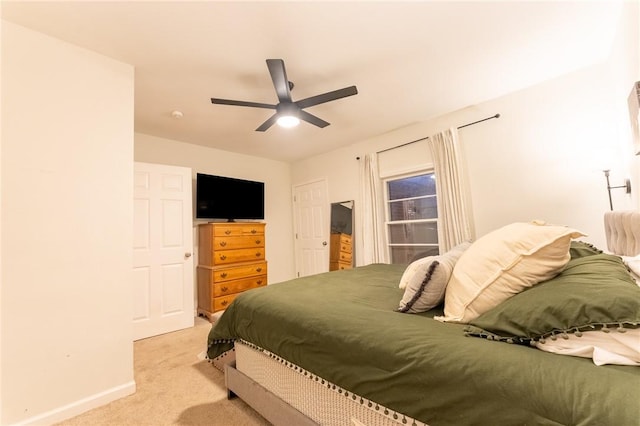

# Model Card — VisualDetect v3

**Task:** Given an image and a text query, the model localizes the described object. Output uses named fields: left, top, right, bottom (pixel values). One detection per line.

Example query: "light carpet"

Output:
left=55, top=317, right=269, bottom=426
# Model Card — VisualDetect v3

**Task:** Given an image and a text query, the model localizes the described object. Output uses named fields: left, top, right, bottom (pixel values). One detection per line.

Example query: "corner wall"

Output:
left=1, top=22, right=135, bottom=425
left=292, top=3, right=639, bottom=258
left=0, top=8, right=4, bottom=423
left=134, top=133, right=296, bottom=284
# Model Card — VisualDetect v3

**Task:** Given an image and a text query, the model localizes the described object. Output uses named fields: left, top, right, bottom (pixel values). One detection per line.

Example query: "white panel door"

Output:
left=293, top=179, right=329, bottom=277
left=133, top=162, right=194, bottom=340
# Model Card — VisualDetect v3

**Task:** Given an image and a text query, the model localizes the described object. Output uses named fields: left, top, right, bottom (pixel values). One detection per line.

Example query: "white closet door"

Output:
left=133, top=162, right=194, bottom=340
left=293, top=179, right=330, bottom=277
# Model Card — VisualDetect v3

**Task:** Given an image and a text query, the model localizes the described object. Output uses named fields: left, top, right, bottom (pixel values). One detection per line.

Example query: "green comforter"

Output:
left=207, top=263, right=640, bottom=425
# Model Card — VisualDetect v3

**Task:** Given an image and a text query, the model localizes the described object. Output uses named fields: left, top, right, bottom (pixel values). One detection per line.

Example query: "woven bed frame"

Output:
left=222, top=341, right=424, bottom=426
left=218, top=211, right=640, bottom=426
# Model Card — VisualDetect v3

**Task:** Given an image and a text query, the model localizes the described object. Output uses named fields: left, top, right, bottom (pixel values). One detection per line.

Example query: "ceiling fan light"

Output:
left=277, top=115, right=300, bottom=128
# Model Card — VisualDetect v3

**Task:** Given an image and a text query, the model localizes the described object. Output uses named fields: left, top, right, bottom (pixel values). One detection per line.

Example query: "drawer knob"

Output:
left=257, top=280, right=263, bottom=285
left=221, top=286, right=228, bottom=292
left=220, top=255, right=227, bottom=260
left=225, top=230, right=231, bottom=235
left=255, top=252, right=261, bottom=257
left=256, top=267, right=263, bottom=272
left=221, top=300, right=228, bottom=307
left=255, top=239, right=261, bottom=244
left=251, top=229, right=257, bottom=234
left=220, top=272, right=228, bottom=278
left=219, top=241, right=227, bottom=247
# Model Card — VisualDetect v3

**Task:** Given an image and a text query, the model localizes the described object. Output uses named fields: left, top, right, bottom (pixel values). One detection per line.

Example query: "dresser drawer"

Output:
left=213, top=275, right=267, bottom=297
left=214, top=293, right=238, bottom=311
left=330, top=261, right=353, bottom=271
left=214, top=223, right=265, bottom=237
left=341, top=241, right=352, bottom=253
left=331, top=233, right=352, bottom=247
left=331, top=251, right=352, bottom=262
left=212, top=235, right=265, bottom=250
left=214, top=248, right=265, bottom=265
left=199, top=262, right=268, bottom=284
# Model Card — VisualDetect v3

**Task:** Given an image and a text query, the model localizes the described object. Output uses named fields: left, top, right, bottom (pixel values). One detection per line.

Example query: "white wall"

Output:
left=134, top=133, right=296, bottom=284
left=1, top=22, right=135, bottom=425
left=292, top=3, right=639, bottom=259
left=0, top=9, right=4, bottom=424
left=609, top=2, right=640, bottom=191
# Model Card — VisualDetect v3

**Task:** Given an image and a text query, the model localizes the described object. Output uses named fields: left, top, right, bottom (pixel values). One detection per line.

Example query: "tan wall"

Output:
left=292, top=3, right=639, bottom=259
left=1, top=21, right=135, bottom=424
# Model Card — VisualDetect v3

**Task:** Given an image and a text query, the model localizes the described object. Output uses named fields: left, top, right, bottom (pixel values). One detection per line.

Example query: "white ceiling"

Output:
left=2, top=1, right=623, bottom=163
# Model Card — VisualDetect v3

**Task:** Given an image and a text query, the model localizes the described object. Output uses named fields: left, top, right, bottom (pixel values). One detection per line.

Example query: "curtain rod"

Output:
left=363, top=113, right=500, bottom=157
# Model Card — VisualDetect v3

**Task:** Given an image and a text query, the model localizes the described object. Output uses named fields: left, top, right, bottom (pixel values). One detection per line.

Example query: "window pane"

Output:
left=388, top=222, right=438, bottom=244
left=390, top=246, right=439, bottom=264
left=387, top=174, right=436, bottom=200
left=389, top=197, right=437, bottom=221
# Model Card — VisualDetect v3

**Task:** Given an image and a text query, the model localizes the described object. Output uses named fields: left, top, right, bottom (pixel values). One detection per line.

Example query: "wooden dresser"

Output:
left=329, top=232, right=353, bottom=271
left=197, top=222, right=267, bottom=320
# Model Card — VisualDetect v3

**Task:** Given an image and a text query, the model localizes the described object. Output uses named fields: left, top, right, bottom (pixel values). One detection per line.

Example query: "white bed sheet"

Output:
left=535, top=327, right=640, bottom=366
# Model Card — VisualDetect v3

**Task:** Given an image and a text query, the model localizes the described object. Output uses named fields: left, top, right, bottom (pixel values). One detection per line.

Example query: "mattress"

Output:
left=235, top=340, right=426, bottom=426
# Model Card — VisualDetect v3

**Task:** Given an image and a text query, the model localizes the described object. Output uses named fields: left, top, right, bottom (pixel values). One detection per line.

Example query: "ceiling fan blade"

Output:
left=266, top=59, right=292, bottom=103
left=295, top=86, right=358, bottom=109
left=298, top=110, right=330, bottom=128
left=211, top=98, right=276, bottom=109
left=255, top=114, right=279, bottom=132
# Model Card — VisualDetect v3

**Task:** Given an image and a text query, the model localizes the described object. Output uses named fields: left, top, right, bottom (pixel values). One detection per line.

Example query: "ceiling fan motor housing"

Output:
left=277, top=102, right=298, bottom=117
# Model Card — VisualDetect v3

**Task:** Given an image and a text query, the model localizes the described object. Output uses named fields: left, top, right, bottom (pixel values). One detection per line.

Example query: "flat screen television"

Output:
left=196, top=173, right=264, bottom=221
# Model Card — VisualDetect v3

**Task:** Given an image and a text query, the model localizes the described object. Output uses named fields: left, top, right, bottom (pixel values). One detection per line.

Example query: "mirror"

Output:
left=329, top=201, right=354, bottom=271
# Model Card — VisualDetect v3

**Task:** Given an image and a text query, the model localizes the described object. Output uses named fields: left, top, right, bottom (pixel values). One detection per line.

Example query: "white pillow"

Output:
left=398, top=241, right=471, bottom=313
left=436, top=221, right=585, bottom=323
left=620, top=255, right=640, bottom=286
left=534, top=328, right=640, bottom=366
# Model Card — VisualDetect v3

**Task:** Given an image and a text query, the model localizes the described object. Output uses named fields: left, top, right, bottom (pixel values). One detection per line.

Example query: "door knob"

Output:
left=185, top=252, right=192, bottom=258
left=322, top=241, right=327, bottom=246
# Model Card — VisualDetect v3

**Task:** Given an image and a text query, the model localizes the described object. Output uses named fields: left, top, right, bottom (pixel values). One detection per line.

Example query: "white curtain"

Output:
left=358, top=153, right=389, bottom=264
left=427, top=128, right=474, bottom=252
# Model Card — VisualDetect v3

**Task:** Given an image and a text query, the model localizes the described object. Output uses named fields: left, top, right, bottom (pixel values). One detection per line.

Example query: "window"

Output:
left=385, top=172, right=438, bottom=264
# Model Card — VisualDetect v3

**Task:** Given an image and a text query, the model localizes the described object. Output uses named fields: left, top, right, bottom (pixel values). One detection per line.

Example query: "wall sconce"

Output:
left=603, top=169, right=631, bottom=211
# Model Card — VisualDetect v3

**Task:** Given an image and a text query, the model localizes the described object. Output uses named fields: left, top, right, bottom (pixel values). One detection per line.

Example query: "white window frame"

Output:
left=383, top=169, right=438, bottom=263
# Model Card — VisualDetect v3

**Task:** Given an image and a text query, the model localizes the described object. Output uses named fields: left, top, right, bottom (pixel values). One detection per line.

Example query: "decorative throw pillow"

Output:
left=436, top=221, right=585, bottom=323
left=398, top=255, right=437, bottom=290
left=397, top=241, right=471, bottom=313
left=464, top=254, right=640, bottom=345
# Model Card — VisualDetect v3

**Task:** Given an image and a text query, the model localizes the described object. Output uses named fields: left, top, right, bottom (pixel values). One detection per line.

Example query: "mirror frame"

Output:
left=329, top=200, right=354, bottom=270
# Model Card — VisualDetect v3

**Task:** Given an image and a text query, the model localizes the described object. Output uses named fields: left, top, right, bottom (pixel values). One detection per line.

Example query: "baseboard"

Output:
left=11, top=380, right=136, bottom=426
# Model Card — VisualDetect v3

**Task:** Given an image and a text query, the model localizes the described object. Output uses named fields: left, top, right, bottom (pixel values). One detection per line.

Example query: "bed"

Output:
left=207, top=214, right=640, bottom=426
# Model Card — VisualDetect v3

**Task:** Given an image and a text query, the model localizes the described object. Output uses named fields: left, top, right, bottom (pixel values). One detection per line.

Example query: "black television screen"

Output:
left=196, top=173, right=264, bottom=221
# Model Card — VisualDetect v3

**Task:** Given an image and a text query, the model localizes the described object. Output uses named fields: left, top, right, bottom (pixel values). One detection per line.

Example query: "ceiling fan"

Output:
left=211, top=59, right=358, bottom=132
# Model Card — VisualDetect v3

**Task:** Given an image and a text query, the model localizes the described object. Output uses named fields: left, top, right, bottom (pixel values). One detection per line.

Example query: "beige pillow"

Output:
left=436, top=221, right=585, bottom=323
left=398, top=241, right=471, bottom=313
